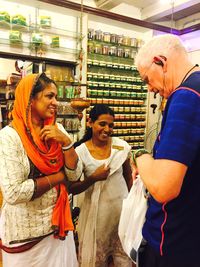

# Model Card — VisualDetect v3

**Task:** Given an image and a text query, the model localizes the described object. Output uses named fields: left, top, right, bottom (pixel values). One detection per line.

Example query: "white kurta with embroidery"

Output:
left=67, top=137, right=132, bottom=267
left=0, top=124, right=81, bottom=267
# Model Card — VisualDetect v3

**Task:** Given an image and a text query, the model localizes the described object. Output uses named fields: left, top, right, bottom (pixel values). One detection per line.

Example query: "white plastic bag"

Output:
left=118, top=176, right=148, bottom=258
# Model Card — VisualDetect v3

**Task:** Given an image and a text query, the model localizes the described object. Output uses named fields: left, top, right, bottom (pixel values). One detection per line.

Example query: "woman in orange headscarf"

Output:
left=0, top=73, right=82, bottom=267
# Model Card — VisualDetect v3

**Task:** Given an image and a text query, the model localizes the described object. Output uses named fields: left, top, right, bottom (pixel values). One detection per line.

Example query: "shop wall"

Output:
left=180, top=31, right=200, bottom=65
left=189, top=50, right=200, bottom=65
left=0, top=58, right=16, bottom=80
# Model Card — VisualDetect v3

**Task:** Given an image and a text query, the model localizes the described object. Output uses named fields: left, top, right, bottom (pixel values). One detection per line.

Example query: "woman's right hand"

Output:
left=89, top=164, right=110, bottom=182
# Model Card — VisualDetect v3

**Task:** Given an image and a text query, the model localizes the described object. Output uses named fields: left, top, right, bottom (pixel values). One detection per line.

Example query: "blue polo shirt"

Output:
left=142, top=72, right=200, bottom=264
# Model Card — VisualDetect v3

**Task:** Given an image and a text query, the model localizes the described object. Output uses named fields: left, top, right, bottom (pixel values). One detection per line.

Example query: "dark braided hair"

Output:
left=74, top=104, right=114, bottom=148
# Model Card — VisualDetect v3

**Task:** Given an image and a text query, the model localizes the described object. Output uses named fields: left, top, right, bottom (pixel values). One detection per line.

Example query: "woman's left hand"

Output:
left=39, top=125, right=71, bottom=146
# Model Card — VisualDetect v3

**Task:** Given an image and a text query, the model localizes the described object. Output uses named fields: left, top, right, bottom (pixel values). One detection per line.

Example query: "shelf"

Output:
left=56, top=81, right=87, bottom=87
left=88, top=39, right=138, bottom=50
left=87, top=72, right=141, bottom=82
left=0, top=38, right=79, bottom=58
left=86, top=113, right=146, bottom=121
left=88, top=53, right=134, bottom=65
left=88, top=98, right=145, bottom=106
left=87, top=90, right=146, bottom=99
left=29, top=24, right=83, bottom=40
left=114, top=122, right=146, bottom=128
left=87, top=83, right=146, bottom=92
left=113, top=129, right=145, bottom=135
left=0, top=21, right=82, bottom=40
left=0, top=19, right=81, bottom=63
left=87, top=58, right=137, bottom=70
left=87, top=79, right=143, bottom=85
left=88, top=102, right=146, bottom=112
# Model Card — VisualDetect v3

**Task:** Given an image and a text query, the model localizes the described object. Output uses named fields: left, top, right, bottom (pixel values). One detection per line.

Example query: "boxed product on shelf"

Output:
left=40, top=16, right=51, bottom=28
left=57, top=102, right=78, bottom=116
left=0, top=11, right=10, bottom=23
left=65, top=117, right=80, bottom=132
left=51, top=36, right=60, bottom=48
left=11, top=14, right=27, bottom=26
left=31, top=33, right=43, bottom=44
left=57, top=85, right=64, bottom=98
left=9, top=31, right=22, bottom=44
left=65, top=85, right=76, bottom=99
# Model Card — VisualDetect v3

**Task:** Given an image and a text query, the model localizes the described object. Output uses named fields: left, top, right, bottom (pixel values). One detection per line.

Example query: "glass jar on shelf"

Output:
left=102, top=45, right=109, bottom=55
left=117, top=35, right=123, bottom=45
left=110, top=34, right=117, bottom=43
left=117, top=47, right=124, bottom=58
left=95, top=30, right=103, bottom=41
left=88, top=28, right=95, bottom=40
left=94, top=43, right=102, bottom=54
left=88, top=41, right=94, bottom=53
left=130, top=49, right=136, bottom=59
left=123, top=36, right=131, bottom=46
left=130, top=38, right=137, bottom=47
left=108, top=46, right=117, bottom=56
left=103, top=32, right=111, bottom=43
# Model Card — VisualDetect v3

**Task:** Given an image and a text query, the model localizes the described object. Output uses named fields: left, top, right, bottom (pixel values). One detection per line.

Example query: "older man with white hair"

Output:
left=133, top=34, right=200, bottom=267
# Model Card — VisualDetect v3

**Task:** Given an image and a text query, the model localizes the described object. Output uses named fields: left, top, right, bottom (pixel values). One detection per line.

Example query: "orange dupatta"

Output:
left=11, top=74, right=74, bottom=239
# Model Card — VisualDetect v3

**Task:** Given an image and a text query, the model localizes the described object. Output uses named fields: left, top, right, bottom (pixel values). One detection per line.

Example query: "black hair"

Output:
left=74, top=104, right=115, bottom=148
left=31, top=72, right=56, bottom=98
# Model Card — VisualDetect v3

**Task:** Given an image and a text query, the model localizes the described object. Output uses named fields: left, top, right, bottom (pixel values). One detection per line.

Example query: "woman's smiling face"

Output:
left=31, top=83, right=58, bottom=121
left=89, top=114, right=114, bottom=143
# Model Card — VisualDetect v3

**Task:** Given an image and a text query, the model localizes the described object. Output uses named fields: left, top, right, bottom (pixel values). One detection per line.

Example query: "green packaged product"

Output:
left=0, top=11, right=10, bottom=23
left=9, top=31, right=22, bottom=44
left=12, top=14, right=26, bottom=26
left=31, top=33, right=43, bottom=44
left=40, top=16, right=51, bottom=28
left=51, top=36, right=59, bottom=48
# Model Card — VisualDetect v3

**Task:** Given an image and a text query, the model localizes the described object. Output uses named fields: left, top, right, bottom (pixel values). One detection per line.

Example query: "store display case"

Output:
left=0, top=2, right=82, bottom=63
left=0, top=23, right=81, bottom=62
left=86, top=29, right=147, bottom=150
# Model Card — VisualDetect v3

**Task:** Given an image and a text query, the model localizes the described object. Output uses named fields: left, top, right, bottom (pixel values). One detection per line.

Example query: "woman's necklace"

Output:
left=181, top=64, right=199, bottom=84
left=91, top=139, right=111, bottom=158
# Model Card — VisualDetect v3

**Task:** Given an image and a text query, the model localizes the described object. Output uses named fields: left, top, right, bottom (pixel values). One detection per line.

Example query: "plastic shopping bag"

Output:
left=118, top=176, right=147, bottom=259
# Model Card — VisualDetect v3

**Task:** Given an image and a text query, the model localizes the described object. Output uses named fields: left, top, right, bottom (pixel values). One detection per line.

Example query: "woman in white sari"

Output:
left=67, top=104, right=133, bottom=267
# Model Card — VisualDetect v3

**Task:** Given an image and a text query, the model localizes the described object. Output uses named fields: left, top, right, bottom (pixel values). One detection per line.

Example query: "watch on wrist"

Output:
left=134, top=149, right=149, bottom=163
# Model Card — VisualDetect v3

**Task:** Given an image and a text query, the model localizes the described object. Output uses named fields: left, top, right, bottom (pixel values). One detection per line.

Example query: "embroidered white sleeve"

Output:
left=0, top=128, right=34, bottom=204
left=64, top=158, right=83, bottom=181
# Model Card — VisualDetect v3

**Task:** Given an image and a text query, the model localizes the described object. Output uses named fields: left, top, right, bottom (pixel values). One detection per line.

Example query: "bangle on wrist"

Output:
left=46, top=176, right=52, bottom=190
left=62, top=142, right=74, bottom=151
left=133, top=149, right=149, bottom=164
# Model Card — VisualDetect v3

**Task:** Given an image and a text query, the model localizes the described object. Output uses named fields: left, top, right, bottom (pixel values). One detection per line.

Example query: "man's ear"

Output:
left=153, top=55, right=167, bottom=72
left=153, top=56, right=164, bottom=66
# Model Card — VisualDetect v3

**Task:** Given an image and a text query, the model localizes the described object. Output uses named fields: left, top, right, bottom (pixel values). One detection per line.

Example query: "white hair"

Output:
left=135, top=34, right=188, bottom=68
